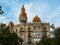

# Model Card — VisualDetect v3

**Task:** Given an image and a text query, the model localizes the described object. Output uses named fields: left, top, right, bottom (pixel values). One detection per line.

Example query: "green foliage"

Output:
left=0, top=23, right=21, bottom=45
left=36, top=27, right=60, bottom=45
left=54, top=27, right=60, bottom=45
left=36, top=37, right=55, bottom=45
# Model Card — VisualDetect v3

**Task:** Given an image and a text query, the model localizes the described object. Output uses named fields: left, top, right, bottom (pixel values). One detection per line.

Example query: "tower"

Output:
left=8, top=21, right=14, bottom=32
left=8, top=21, right=14, bottom=29
left=19, top=5, right=27, bottom=24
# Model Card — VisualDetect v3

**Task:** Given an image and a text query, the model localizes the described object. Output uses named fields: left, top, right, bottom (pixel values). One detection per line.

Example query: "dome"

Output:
left=8, top=21, right=14, bottom=28
left=33, top=15, right=41, bottom=22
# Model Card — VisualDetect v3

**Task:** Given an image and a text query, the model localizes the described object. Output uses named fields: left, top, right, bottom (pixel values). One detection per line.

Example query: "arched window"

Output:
left=28, top=38, right=31, bottom=44
left=20, top=27, right=23, bottom=30
left=37, top=20, right=39, bottom=22
left=16, top=29, right=17, bottom=32
left=44, top=27, right=46, bottom=30
left=20, top=27, right=25, bottom=32
left=28, top=27, right=31, bottom=30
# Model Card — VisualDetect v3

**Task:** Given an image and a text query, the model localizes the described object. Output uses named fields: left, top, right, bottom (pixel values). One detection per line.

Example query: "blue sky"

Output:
left=0, top=0, right=60, bottom=27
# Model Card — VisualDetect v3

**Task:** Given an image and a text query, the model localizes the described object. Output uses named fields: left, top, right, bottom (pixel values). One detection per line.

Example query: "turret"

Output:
left=19, top=5, right=27, bottom=24
left=8, top=21, right=14, bottom=29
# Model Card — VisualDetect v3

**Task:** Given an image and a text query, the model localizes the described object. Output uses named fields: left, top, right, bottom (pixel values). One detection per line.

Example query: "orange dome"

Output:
left=33, top=15, right=41, bottom=22
left=8, top=21, right=14, bottom=28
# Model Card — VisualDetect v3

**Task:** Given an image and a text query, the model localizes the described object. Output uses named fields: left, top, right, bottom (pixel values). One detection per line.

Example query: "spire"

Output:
left=19, top=5, right=27, bottom=18
left=36, top=14, right=38, bottom=17
left=22, top=5, right=24, bottom=8
left=21, top=5, right=25, bottom=13
left=19, top=5, right=27, bottom=23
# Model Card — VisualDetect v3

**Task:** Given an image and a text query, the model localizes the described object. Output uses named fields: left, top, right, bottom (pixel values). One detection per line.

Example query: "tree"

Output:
left=36, top=27, right=60, bottom=45
left=0, top=6, right=4, bottom=15
left=36, top=37, right=55, bottom=45
left=19, top=38, right=23, bottom=45
left=54, top=27, right=60, bottom=45
left=0, top=23, right=21, bottom=45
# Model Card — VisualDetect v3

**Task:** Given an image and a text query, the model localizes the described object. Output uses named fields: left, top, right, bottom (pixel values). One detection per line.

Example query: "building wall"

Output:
left=8, top=5, right=50, bottom=45
left=12, top=22, right=50, bottom=45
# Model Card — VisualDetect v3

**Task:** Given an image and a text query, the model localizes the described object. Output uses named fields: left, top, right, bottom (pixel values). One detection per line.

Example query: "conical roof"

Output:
left=8, top=21, right=14, bottom=28
left=19, top=5, right=27, bottom=19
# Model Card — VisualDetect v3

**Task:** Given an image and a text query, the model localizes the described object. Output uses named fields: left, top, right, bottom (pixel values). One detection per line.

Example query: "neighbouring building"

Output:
left=8, top=5, right=50, bottom=45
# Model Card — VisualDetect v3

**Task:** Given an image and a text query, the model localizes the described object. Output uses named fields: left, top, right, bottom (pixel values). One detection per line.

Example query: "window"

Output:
left=28, top=38, right=31, bottom=44
left=44, top=27, right=46, bottom=30
left=28, top=32, right=30, bottom=36
left=20, top=20, right=26, bottom=23
left=34, top=38, right=41, bottom=43
left=28, top=27, right=31, bottom=30
left=20, top=27, right=23, bottom=30
left=20, top=27, right=24, bottom=32
left=37, top=20, right=39, bottom=22
left=34, top=32, right=41, bottom=36
left=43, top=31, right=47, bottom=37
left=34, top=20, right=39, bottom=22
left=16, top=29, right=17, bottom=32
left=34, top=26, right=40, bottom=30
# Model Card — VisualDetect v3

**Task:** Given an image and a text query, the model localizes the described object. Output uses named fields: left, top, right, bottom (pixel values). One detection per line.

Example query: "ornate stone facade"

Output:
left=8, top=5, right=50, bottom=45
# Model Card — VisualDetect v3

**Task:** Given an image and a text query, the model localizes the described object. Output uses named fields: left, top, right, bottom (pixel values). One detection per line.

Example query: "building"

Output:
left=8, top=5, right=50, bottom=45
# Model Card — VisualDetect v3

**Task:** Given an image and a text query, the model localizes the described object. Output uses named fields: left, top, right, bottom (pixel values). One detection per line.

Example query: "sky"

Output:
left=0, top=0, right=60, bottom=27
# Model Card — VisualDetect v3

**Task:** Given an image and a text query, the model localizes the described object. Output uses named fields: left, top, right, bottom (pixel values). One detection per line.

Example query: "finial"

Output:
left=35, top=14, right=38, bottom=17
left=22, top=5, right=24, bottom=8
left=36, top=14, right=37, bottom=16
